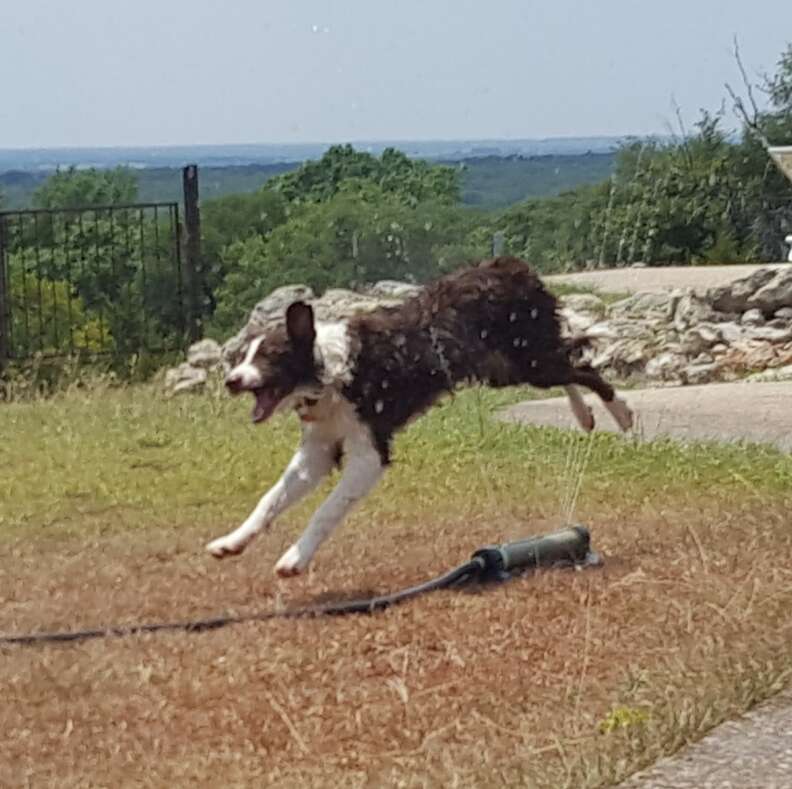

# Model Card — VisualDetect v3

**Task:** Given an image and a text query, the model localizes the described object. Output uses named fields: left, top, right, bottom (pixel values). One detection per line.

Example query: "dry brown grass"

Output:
left=2, top=385, right=792, bottom=787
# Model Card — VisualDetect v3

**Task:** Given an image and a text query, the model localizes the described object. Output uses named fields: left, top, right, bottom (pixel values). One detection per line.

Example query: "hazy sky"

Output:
left=1, top=0, right=790, bottom=149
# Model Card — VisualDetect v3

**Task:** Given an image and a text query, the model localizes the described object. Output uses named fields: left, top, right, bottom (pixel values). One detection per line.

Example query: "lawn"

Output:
left=2, top=383, right=792, bottom=787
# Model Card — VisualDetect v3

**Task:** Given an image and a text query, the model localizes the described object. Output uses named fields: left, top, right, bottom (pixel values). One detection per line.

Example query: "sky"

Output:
left=1, top=0, right=790, bottom=149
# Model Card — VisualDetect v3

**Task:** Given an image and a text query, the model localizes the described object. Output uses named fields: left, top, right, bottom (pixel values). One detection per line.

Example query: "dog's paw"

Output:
left=274, top=545, right=307, bottom=577
left=608, top=397, right=634, bottom=432
left=206, top=536, right=246, bottom=559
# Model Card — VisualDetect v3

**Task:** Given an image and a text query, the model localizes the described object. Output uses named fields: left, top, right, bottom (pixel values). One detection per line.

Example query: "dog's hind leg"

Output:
left=206, top=437, right=336, bottom=558
left=567, top=367, right=633, bottom=432
left=274, top=434, right=384, bottom=577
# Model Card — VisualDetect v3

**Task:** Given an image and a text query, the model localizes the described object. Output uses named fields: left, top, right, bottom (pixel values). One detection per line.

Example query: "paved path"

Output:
left=501, top=381, right=792, bottom=453
left=547, top=264, right=792, bottom=296
left=619, top=691, right=792, bottom=788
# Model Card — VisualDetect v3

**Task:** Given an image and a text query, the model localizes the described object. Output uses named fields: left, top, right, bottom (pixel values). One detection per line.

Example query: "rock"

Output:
left=561, top=293, right=606, bottom=315
left=186, top=339, right=223, bottom=369
left=680, top=323, right=722, bottom=355
left=743, top=325, right=792, bottom=344
left=774, top=307, right=792, bottom=320
left=673, top=292, right=717, bottom=332
left=246, top=284, right=316, bottom=331
left=717, top=322, right=743, bottom=345
left=645, top=352, right=687, bottom=382
left=746, top=268, right=792, bottom=315
left=312, top=288, right=399, bottom=321
left=746, top=363, right=792, bottom=382
left=560, top=308, right=599, bottom=335
left=164, top=362, right=208, bottom=394
left=366, top=280, right=423, bottom=299
left=609, top=291, right=674, bottom=320
left=683, top=362, right=719, bottom=385
left=741, top=308, right=765, bottom=327
left=219, top=282, right=417, bottom=371
left=708, top=267, right=778, bottom=313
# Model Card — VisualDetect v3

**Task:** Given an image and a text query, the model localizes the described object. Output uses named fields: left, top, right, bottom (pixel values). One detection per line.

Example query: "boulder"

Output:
left=561, top=293, right=606, bottom=315
left=746, top=268, right=792, bottom=315
left=683, top=362, right=719, bottom=385
left=708, top=267, right=779, bottom=313
left=609, top=291, right=674, bottom=320
left=673, top=292, right=717, bottom=332
left=645, top=352, right=687, bottom=382
left=186, top=339, right=223, bottom=369
left=680, top=323, right=722, bottom=355
left=366, top=280, right=423, bottom=299
left=740, top=308, right=765, bottom=327
left=164, top=362, right=208, bottom=394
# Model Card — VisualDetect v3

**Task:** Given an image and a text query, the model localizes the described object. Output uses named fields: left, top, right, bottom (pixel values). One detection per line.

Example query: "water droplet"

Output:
left=513, top=338, right=520, bottom=347
left=530, top=308, right=539, bottom=319
left=509, top=312, right=517, bottom=322
left=480, top=329, right=488, bottom=339
left=521, top=339, right=528, bottom=347
left=381, top=379, right=389, bottom=389
left=530, top=359, right=538, bottom=367
left=375, top=400, right=384, bottom=413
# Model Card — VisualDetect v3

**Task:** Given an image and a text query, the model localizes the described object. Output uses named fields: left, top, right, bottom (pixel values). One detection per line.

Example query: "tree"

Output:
left=210, top=183, right=485, bottom=335
left=267, top=144, right=460, bottom=206
left=33, top=167, right=138, bottom=209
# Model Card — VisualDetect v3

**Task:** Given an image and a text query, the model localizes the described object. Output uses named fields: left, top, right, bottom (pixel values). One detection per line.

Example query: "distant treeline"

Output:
left=0, top=153, right=614, bottom=211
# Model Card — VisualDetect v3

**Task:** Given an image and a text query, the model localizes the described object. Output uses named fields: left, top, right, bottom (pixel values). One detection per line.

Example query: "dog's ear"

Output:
left=285, top=301, right=316, bottom=350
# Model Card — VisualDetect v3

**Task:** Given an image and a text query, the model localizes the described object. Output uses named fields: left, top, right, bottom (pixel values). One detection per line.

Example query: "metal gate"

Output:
left=0, top=202, right=188, bottom=365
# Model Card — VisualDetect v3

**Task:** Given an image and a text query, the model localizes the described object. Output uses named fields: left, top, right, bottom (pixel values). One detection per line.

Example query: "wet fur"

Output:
left=207, top=257, right=632, bottom=574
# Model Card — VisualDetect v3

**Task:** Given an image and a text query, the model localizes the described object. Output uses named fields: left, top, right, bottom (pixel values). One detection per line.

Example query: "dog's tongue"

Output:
left=251, top=389, right=280, bottom=424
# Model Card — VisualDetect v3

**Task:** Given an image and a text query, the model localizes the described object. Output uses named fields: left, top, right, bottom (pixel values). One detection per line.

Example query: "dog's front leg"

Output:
left=206, top=439, right=334, bottom=558
left=274, top=442, right=383, bottom=577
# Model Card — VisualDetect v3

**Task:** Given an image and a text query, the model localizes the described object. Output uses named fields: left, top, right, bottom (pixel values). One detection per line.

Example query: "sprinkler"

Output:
left=473, top=525, right=599, bottom=579
left=0, top=526, right=600, bottom=648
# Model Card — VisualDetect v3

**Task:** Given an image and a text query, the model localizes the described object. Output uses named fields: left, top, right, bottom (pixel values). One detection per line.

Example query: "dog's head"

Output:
left=225, top=302, right=321, bottom=423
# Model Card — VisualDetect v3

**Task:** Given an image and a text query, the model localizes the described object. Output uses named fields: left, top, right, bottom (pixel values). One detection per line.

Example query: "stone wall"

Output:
left=164, top=267, right=792, bottom=394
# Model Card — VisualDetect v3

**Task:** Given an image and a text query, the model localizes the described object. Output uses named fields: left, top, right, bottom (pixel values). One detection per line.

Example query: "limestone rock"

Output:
left=741, top=308, right=765, bottom=327
left=186, top=339, right=223, bottom=369
left=708, top=267, right=778, bottom=313
left=746, top=268, right=792, bottom=315
left=164, top=362, right=208, bottom=394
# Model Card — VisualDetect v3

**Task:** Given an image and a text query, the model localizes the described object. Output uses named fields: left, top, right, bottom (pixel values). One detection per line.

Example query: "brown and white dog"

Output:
left=206, top=257, right=632, bottom=576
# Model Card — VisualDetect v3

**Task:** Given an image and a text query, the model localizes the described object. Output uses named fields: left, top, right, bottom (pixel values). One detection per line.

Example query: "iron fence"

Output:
left=0, top=202, right=189, bottom=365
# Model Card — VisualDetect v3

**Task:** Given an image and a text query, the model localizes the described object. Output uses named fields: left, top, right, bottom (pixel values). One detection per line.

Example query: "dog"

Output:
left=206, top=256, right=633, bottom=576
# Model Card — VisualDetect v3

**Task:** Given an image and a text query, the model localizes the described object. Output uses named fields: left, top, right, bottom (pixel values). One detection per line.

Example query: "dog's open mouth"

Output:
left=251, top=388, right=282, bottom=424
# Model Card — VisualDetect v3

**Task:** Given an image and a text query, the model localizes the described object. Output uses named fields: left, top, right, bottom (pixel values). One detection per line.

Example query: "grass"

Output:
left=547, top=281, right=631, bottom=307
left=2, top=383, right=792, bottom=787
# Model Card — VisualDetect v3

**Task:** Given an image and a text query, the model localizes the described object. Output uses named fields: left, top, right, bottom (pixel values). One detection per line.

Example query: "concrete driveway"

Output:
left=501, top=381, right=792, bottom=453
left=547, top=264, right=792, bottom=295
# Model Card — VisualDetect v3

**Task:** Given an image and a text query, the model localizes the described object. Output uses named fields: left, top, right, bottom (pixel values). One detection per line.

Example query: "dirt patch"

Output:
left=501, top=381, right=792, bottom=453
left=3, top=504, right=792, bottom=788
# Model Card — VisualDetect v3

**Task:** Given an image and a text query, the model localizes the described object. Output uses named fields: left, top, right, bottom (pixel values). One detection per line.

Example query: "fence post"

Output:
left=182, top=164, right=202, bottom=343
left=492, top=231, right=505, bottom=256
left=0, top=216, right=9, bottom=372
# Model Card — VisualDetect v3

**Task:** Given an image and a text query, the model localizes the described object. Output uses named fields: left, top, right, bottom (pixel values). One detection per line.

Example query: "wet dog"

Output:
left=206, top=257, right=632, bottom=575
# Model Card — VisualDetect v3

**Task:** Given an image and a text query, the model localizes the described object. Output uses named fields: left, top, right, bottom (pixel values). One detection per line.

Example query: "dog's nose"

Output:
left=225, top=373, right=243, bottom=394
